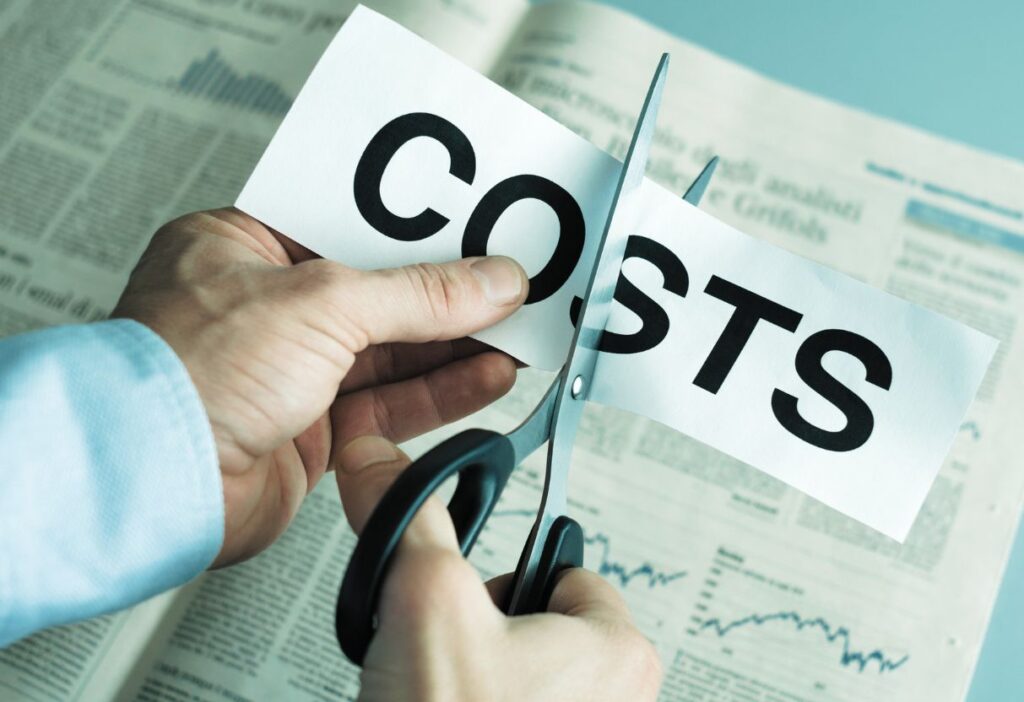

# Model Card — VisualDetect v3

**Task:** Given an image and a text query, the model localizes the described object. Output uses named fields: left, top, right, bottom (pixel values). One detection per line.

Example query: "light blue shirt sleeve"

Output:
left=0, top=319, right=224, bottom=647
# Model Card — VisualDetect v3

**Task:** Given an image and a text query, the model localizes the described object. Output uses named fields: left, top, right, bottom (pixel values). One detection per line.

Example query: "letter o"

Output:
left=463, top=174, right=585, bottom=304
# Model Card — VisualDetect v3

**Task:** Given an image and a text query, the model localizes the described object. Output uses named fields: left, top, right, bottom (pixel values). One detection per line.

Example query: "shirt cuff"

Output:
left=0, top=319, right=223, bottom=645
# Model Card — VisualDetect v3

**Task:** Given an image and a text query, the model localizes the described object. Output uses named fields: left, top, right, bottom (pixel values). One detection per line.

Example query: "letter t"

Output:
left=694, top=276, right=803, bottom=393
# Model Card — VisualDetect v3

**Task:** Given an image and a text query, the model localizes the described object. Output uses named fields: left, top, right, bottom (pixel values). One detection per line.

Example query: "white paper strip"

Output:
left=237, top=6, right=997, bottom=540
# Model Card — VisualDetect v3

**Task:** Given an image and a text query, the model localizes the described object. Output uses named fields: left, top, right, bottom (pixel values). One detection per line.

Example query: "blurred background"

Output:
left=600, top=0, right=1024, bottom=161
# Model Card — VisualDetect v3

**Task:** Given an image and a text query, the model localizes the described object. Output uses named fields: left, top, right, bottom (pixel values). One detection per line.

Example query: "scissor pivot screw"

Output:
left=571, top=375, right=585, bottom=399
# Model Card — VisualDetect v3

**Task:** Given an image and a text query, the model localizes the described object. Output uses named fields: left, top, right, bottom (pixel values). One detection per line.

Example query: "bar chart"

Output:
left=176, top=49, right=293, bottom=117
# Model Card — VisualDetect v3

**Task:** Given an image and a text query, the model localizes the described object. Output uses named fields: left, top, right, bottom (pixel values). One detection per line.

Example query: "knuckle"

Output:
left=476, top=356, right=516, bottom=398
left=370, top=341, right=397, bottom=385
left=298, top=258, right=345, bottom=293
left=406, top=263, right=462, bottom=321
left=138, top=219, right=199, bottom=276
left=153, top=210, right=225, bottom=254
left=158, top=210, right=205, bottom=236
left=289, top=260, right=358, bottom=323
left=420, top=370, right=451, bottom=426
left=620, top=629, right=663, bottom=697
left=369, top=389, right=395, bottom=438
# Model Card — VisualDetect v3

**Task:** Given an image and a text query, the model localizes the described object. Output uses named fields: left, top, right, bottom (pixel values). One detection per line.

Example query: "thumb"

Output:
left=328, top=256, right=528, bottom=346
left=334, top=435, right=458, bottom=550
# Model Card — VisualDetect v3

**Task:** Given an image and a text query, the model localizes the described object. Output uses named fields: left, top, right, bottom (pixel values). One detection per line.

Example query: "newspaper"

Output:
left=0, top=1, right=1021, bottom=701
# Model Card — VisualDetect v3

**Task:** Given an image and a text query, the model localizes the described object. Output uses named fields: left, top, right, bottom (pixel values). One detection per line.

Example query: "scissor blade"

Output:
left=682, top=156, right=718, bottom=205
left=505, top=379, right=559, bottom=465
left=505, top=55, right=670, bottom=614
left=563, top=52, right=668, bottom=393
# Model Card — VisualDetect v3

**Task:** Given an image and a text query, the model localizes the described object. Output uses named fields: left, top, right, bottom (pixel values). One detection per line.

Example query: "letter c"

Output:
left=353, top=112, right=476, bottom=241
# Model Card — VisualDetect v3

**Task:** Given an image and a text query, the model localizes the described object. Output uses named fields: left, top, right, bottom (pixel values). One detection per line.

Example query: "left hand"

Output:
left=113, top=208, right=528, bottom=566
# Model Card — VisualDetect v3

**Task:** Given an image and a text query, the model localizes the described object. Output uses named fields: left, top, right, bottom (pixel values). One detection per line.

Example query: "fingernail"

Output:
left=337, top=436, right=398, bottom=474
left=470, top=257, right=525, bottom=306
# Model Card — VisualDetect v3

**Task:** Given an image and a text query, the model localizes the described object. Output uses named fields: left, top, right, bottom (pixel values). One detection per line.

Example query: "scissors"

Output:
left=335, top=53, right=719, bottom=665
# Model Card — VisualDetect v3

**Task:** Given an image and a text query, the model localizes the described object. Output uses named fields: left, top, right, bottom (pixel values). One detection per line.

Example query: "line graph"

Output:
left=700, top=610, right=910, bottom=674
left=587, top=532, right=688, bottom=588
left=491, top=509, right=687, bottom=589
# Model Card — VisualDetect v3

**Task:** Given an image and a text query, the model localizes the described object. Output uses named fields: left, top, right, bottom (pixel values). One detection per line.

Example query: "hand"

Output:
left=113, top=208, right=528, bottom=566
left=335, top=436, right=663, bottom=702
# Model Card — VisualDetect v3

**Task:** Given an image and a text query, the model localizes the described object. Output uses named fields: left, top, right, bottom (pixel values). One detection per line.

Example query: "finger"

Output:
left=333, top=435, right=458, bottom=551
left=339, top=337, right=493, bottom=393
left=202, top=208, right=317, bottom=264
left=334, top=435, right=501, bottom=644
left=292, top=410, right=332, bottom=492
left=268, top=226, right=320, bottom=263
left=545, top=568, right=634, bottom=627
left=499, top=569, right=659, bottom=701
left=189, top=208, right=295, bottom=266
left=331, top=351, right=516, bottom=447
left=484, top=572, right=515, bottom=608
left=313, top=256, right=528, bottom=347
left=201, top=208, right=319, bottom=265
left=335, top=435, right=505, bottom=647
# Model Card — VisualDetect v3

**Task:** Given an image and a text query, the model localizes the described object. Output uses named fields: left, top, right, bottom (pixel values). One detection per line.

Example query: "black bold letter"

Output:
left=694, top=276, right=802, bottom=393
left=569, top=235, right=688, bottom=353
left=353, top=112, right=476, bottom=241
left=464, top=174, right=584, bottom=304
left=771, top=329, right=892, bottom=452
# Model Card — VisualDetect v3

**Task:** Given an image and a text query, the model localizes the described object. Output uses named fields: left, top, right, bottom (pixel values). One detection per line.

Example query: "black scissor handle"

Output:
left=336, top=428, right=515, bottom=665
left=506, top=514, right=584, bottom=616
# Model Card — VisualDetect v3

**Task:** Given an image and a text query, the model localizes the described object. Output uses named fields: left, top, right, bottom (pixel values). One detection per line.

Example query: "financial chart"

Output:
left=451, top=368, right=917, bottom=702
left=82, top=0, right=317, bottom=117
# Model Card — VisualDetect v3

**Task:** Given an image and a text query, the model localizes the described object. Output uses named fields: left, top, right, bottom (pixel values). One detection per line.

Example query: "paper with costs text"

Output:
left=237, top=6, right=997, bottom=540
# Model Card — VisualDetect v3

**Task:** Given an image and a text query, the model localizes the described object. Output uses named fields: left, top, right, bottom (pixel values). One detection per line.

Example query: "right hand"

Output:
left=335, top=435, right=664, bottom=701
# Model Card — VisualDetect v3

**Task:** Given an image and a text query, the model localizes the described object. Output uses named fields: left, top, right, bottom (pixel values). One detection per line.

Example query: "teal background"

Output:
left=603, top=0, right=1024, bottom=161
left=596, top=1, right=1024, bottom=699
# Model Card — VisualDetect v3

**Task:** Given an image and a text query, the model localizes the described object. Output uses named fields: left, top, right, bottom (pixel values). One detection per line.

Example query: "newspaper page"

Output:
left=0, top=1, right=526, bottom=700
left=479, top=3, right=1024, bottom=702
left=1, top=1, right=1021, bottom=702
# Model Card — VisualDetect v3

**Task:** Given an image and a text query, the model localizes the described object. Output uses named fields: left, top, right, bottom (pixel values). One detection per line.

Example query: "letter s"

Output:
left=569, top=235, right=688, bottom=353
left=353, top=112, right=476, bottom=241
left=771, top=329, right=893, bottom=452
